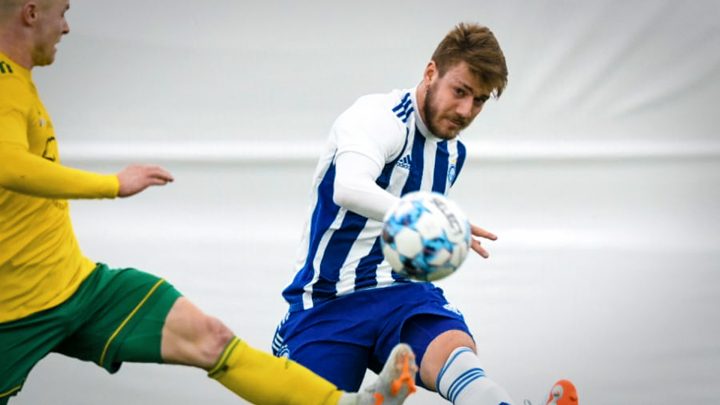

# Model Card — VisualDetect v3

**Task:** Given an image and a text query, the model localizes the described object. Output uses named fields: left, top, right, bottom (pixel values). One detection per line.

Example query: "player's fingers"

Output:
left=146, top=166, right=174, bottom=182
left=471, top=239, right=490, bottom=258
left=149, top=177, right=171, bottom=186
left=153, top=172, right=174, bottom=182
left=471, top=224, right=497, bottom=241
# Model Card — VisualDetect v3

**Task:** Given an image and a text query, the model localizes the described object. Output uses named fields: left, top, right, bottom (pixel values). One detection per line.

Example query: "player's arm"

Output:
left=336, top=152, right=497, bottom=257
left=0, top=143, right=173, bottom=199
left=0, top=142, right=118, bottom=198
left=331, top=97, right=404, bottom=221
left=333, top=151, right=398, bottom=221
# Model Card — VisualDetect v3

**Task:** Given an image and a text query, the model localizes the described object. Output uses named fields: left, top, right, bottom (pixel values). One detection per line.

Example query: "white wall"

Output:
left=11, top=0, right=720, bottom=404
left=34, top=0, right=720, bottom=146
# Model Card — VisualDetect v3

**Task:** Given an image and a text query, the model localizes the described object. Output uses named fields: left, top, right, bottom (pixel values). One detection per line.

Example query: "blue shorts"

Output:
left=272, top=282, right=472, bottom=391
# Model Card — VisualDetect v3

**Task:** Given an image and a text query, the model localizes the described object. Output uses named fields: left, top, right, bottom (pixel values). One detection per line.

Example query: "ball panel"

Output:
left=380, top=191, right=472, bottom=282
left=414, top=212, right=444, bottom=239
left=393, top=228, right=423, bottom=257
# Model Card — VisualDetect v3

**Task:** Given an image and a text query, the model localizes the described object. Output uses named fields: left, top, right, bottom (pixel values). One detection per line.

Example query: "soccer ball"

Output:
left=381, top=191, right=472, bottom=281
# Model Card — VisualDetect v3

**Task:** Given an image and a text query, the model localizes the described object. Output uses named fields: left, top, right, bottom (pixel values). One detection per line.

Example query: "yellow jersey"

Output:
left=0, top=52, right=119, bottom=323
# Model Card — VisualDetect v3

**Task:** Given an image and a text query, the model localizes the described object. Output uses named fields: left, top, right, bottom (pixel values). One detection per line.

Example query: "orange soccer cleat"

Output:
left=368, top=343, right=418, bottom=405
left=544, top=379, right=578, bottom=405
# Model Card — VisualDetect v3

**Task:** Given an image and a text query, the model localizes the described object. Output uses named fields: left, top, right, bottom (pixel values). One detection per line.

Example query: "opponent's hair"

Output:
left=431, top=22, right=508, bottom=98
left=0, top=0, right=31, bottom=21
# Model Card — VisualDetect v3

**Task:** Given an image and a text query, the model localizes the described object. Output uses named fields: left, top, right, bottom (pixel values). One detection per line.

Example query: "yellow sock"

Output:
left=208, top=337, right=344, bottom=405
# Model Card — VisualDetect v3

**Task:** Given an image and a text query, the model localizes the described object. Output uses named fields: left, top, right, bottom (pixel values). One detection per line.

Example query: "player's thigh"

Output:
left=0, top=266, right=120, bottom=402
left=399, top=313, right=473, bottom=389
left=290, top=339, right=370, bottom=392
left=273, top=307, right=376, bottom=392
left=54, top=264, right=181, bottom=373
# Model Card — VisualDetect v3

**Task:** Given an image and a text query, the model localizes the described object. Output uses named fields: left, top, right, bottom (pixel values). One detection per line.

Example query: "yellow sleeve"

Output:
left=0, top=75, right=30, bottom=148
left=0, top=143, right=119, bottom=199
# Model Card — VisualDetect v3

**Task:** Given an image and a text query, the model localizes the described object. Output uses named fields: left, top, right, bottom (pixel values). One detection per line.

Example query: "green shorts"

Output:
left=0, top=263, right=182, bottom=403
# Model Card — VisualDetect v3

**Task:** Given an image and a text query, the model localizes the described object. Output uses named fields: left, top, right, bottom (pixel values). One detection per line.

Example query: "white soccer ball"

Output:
left=381, top=191, right=472, bottom=281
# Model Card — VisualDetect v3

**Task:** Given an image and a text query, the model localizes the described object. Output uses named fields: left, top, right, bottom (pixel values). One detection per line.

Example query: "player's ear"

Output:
left=424, top=61, right=438, bottom=85
left=21, top=1, right=40, bottom=26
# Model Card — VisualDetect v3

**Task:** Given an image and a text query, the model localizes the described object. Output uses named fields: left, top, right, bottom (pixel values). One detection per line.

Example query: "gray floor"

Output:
left=13, top=157, right=720, bottom=404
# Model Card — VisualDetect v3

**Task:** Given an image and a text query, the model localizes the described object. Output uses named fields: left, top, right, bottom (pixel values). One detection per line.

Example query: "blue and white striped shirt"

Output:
left=282, top=88, right=467, bottom=311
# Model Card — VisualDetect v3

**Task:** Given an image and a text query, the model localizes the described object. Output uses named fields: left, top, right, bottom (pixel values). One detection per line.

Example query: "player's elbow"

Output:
left=333, top=180, right=355, bottom=209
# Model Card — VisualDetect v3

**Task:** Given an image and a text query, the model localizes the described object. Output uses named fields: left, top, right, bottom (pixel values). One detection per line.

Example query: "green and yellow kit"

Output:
left=0, top=52, right=180, bottom=402
left=0, top=51, right=118, bottom=323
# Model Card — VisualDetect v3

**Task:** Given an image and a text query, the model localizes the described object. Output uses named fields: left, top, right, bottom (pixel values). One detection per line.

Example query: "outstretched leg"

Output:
left=162, top=298, right=418, bottom=405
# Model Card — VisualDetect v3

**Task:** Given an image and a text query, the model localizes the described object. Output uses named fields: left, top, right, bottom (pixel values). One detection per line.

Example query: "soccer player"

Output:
left=273, top=23, right=578, bottom=405
left=0, top=0, right=418, bottom=404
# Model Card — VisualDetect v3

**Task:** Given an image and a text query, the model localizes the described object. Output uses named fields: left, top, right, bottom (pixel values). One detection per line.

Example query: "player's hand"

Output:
left=116, top=164, right=174, bottom=197
left=470, top=224, right=497, bottom=258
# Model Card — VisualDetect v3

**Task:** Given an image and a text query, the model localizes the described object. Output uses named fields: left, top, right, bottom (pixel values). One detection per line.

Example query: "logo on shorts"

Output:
left=443, top=303, right=463, bottom=317
left=272, top=316, right=291, bottom=358
left=275, top=344, right=290, bottom=358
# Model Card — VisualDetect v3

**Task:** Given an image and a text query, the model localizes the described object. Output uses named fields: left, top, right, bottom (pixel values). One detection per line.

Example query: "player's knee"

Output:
left=198, top=315, right=234, bottom=366
left=420, top=330, right=476, bottom=389
left=163, top=299, right=235, bottom=368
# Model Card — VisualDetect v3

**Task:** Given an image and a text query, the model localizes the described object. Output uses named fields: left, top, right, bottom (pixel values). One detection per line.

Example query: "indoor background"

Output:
left=13, top=0, right=720, bottom=403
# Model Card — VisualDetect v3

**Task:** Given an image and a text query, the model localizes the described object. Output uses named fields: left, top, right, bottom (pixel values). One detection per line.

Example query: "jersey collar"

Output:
left=0, top=51, right=31, bottom=81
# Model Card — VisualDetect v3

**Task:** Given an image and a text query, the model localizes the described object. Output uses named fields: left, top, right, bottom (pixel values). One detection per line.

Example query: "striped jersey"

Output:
left=282, top=87, right=467, bottom=311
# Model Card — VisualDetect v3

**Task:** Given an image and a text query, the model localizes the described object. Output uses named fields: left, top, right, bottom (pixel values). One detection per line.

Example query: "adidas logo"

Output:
left=0, top=61, right=14, bottom=75
left=396, top=154, right=412, bottom=169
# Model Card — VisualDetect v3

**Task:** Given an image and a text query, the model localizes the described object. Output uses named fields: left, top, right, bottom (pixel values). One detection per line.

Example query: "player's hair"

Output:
left=431, top=22, right=508, bottom=98
left=0, top=0, right=26, bottom=10
left=0, top=0, right=33, bottom=20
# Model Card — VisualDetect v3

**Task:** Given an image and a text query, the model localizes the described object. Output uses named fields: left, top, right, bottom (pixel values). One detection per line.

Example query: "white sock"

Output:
left=436, top=347, right=514, bottom=405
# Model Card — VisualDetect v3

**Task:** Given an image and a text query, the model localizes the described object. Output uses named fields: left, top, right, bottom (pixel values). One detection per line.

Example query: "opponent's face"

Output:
left=421, top=61, right=490, bottom=140
left=31, top=0, right=70, bottom=66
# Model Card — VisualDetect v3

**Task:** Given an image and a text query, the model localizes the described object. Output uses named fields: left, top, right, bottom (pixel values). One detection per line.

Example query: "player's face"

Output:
left=422, top=61, right=490, bottom=140
left=31, top=0, right=70, bottom=67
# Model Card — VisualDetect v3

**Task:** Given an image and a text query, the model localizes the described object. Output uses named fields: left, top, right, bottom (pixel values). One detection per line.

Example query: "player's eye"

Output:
left=473, top=95, right=489, bottom=107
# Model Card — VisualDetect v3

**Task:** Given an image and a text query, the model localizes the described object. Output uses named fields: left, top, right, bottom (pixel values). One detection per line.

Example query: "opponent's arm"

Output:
left=115, top=163, right=174, bottom=198
left=0, top=143, right=173, bottom=199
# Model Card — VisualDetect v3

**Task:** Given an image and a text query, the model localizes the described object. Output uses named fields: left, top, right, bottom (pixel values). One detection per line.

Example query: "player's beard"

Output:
left=423, top=82, right=469, bottom=140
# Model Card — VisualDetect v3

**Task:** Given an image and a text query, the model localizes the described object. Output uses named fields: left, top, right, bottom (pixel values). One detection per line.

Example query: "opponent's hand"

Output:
left=470, top=224, right=497, bottom=258
left=116, top=164, right=174, bottom=197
